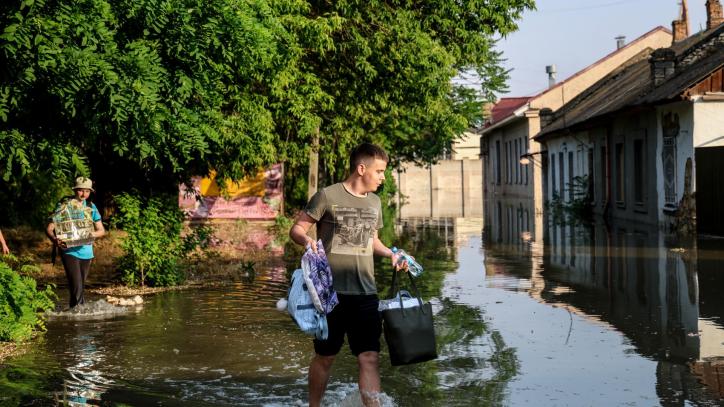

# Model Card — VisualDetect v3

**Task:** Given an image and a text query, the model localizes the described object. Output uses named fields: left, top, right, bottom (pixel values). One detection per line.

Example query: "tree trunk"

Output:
left=308, top=128, right=319, bottom=201
left=307, top=128, right=320, bottom=240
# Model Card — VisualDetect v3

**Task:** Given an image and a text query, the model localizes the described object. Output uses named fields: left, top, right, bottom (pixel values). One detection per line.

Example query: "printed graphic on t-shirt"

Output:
left=330, top=205, right=378, bottom=255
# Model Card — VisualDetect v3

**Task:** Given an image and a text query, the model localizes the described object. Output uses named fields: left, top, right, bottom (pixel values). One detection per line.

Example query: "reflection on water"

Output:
left=484, top=197, right=724, bottom=405
left=0, top=225, right=517, bottom=406
left=60, top=333, right=113, bottom=406
left=3, top=208, right=724, bottom=406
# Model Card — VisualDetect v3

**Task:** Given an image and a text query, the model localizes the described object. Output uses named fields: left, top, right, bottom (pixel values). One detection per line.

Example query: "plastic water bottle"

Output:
left=391, top=247, right=424, bottom=277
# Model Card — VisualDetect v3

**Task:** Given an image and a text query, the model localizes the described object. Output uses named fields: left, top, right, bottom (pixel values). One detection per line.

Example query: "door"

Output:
left=696, top=146, right=724, bottom=236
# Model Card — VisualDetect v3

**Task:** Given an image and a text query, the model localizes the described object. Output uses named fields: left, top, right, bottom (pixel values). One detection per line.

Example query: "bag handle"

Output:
left=387, top=268, right=426, bottom=314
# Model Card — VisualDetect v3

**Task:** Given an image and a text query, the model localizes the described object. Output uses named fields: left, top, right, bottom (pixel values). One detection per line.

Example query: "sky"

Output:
left=494, top=0, right=709, bottom=97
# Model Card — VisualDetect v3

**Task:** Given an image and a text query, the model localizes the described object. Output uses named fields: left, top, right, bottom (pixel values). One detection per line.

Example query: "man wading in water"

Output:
left=290, top=143, right=408, bottom=406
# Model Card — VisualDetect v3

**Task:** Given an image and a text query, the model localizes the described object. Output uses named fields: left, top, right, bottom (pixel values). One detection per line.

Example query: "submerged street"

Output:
left=2, top=1, right=723, bottom=406
left=2, top=211, right=723, bottom=406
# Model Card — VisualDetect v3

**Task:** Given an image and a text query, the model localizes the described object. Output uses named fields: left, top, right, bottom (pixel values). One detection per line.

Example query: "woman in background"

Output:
left=46, top=177, right=105, bottom=308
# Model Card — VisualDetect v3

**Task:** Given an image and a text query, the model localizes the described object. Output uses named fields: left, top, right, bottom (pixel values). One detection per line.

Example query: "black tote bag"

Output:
left=381, top=270, right=437, bottom=366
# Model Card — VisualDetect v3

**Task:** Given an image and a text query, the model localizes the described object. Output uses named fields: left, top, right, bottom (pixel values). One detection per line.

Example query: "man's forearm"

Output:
left=290, top=225, right=313, bottom=247
left=372, top=237, right=393, bottom=258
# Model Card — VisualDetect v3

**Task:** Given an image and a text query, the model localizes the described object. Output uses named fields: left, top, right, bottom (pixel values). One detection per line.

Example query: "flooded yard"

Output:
left=2, top=213, right=724, bottom=406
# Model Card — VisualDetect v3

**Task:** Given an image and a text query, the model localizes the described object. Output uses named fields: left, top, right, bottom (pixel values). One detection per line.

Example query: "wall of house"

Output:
left=693, top=100, right=724, bottom=148
left=588, top=127, right=609, bottom=215
left=655, top=103, right=695, bottom=230
left=540, top=100, right=719, bottom=232
left=544, top=132, right=593, bottom=204
left=608, top=110, right=660, bottom=225
left=484, top=118, right=537, bottom=199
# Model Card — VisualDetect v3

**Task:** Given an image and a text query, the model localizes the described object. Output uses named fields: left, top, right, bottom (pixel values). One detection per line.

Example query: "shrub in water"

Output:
left=114, top=193, right=212, bottom=287
left=0, top=257, right=56, bottom=342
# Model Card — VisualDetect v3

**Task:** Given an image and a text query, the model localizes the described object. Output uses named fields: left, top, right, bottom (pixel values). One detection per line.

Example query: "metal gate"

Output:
left=696, top=146, right=724, bottom=236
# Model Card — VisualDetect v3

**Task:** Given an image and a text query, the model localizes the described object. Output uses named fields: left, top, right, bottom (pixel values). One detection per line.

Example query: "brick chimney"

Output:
left=707, top=0, right=724, bottom=29
left=672, top=0, right=690, bottom=43
left=651, top=48, right=677, bottom=86
left=539, top=108, right=554, bottom=128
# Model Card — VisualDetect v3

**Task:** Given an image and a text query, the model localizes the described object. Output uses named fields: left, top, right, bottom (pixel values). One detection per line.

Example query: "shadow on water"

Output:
left=483, top=197, right=724, bottom=406
left=0, top=220, right=517, bottom=406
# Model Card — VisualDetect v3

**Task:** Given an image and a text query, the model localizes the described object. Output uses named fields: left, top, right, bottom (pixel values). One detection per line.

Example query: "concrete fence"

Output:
left=394, top=159, right=484, bottom=218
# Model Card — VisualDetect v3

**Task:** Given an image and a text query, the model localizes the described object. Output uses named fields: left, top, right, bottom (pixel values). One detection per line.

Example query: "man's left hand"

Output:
left=391, top=252, right=408, bottom=272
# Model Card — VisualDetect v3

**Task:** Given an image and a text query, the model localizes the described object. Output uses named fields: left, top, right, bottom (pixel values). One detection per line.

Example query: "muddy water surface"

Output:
left=2, top=216, right=724, bottom=406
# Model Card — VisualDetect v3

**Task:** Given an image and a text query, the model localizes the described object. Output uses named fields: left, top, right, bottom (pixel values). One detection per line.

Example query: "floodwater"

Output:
left=2, top=213, right=724, bottom=406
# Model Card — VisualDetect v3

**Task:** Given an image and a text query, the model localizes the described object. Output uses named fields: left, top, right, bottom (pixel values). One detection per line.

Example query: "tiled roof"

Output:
left=486, top=97, right=531, bottom=127
left=529, top=26, right=672, bottom=100
left=485, top=26, right=671, bottom=130
left=537, top=23, right=724, bottom=140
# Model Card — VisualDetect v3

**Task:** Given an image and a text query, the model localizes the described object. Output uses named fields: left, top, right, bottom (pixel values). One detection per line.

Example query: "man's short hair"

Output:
left=349, top=143, right=389, bottom=174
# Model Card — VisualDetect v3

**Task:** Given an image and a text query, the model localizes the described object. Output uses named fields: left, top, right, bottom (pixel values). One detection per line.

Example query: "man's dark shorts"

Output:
left=314, top=293, right=381, bottom=356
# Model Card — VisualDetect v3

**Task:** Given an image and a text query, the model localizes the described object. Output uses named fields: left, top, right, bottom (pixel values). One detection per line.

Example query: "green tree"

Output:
left=278, top=0, right=535, bottom=199
left=0, top=0, right=534, bottom=220
left=0, top=0, right=310, bottom=222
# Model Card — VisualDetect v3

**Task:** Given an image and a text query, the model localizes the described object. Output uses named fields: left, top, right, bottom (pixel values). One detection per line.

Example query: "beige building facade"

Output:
left=536, top=14, right=724, bottom=235
left=480, top=26, right=673, bottom=240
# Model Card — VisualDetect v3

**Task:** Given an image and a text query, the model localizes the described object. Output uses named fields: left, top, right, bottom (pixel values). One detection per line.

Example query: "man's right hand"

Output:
left=306, top=238, right=318, bottom=253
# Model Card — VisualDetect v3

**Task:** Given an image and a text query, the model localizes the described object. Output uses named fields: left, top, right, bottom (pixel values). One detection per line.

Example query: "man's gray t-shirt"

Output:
left=305, top=183, right=383, bottom=295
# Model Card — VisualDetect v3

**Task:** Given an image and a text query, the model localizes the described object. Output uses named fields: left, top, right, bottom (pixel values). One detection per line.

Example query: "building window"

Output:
left=551, top=153, right=557, bottom=197
left=505, top=142, right=509, bottom=184
left=588, top=148, right=594, bottom=203
left=510, top=141, right=515, bottom=184
left=516, top=138, right=521, bottom=184
left=495, top=140, right=501, bottom=185
left=510, top=140, right=520, bottom=184
left=518, top=138, right=523, bottom=184
left=599, top=146, right=607, bottom=206
left=615, top=142, right=625, bottom=204
left=512, top=139, right=520, bottom=184
left=633, top=139, right=646, bottom=205
left=568, top=151, right=574, bottom=202
left=524, top=138, right=530, bottom=185
left=558, top=152, right=564, bottom=201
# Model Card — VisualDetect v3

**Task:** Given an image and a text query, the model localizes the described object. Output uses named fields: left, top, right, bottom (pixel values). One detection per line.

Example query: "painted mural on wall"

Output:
left=178, top=164, right=283, bottom=220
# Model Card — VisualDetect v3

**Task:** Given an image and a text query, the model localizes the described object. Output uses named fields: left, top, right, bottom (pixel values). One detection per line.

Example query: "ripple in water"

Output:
left=46, top=299, right=140, bottom=320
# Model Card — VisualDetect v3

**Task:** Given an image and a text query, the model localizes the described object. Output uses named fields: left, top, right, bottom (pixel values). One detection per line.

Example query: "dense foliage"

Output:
left=0, top=255, right=56, bottom=342
left=1, top=0, right=534, bottom=222
left=114, top=193, right=212, bottom=286
left=285, top=0, right=534, bottom=186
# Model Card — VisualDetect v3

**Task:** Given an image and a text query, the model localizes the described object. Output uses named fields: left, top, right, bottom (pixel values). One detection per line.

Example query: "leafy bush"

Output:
left=114, top=193, right=212, bottom=287
left=0, top=256, right=56, bottom=343
left=270, top=214, right=294, bottom=247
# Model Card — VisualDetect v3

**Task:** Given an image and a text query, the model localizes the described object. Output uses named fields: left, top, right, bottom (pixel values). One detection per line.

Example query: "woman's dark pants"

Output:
left=60, top=253, right=91, bottom=308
